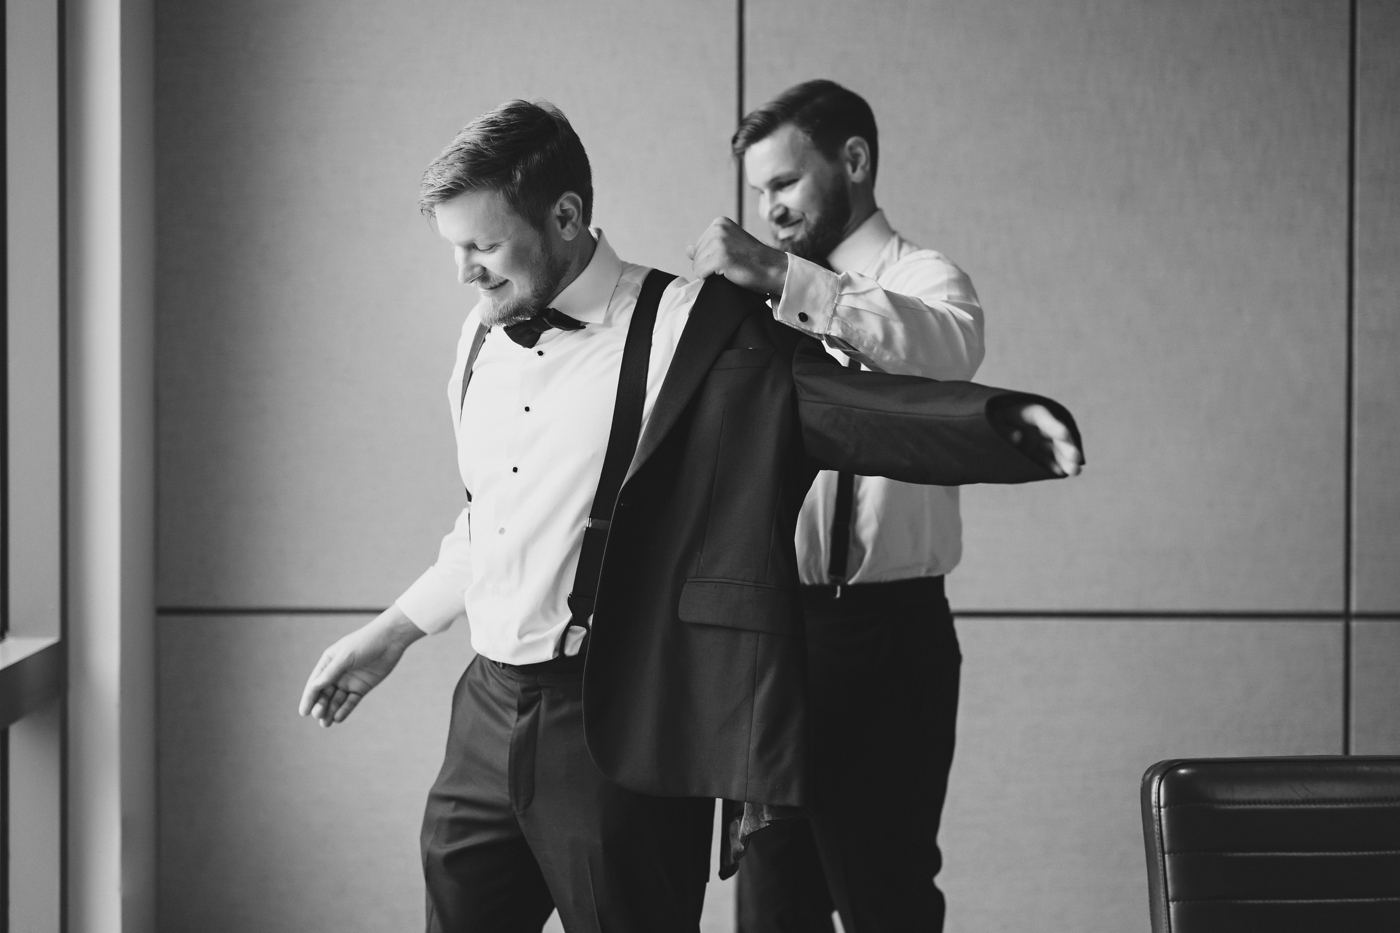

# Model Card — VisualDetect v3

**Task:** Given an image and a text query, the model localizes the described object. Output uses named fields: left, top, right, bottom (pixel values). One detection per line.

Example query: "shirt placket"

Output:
left=486, top=359, right=529, bottom=596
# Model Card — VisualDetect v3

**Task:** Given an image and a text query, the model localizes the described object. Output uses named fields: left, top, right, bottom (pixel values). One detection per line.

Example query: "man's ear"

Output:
left=552, top=192, right=586, bottom=240
left=842, top=137, right=873, bottom=184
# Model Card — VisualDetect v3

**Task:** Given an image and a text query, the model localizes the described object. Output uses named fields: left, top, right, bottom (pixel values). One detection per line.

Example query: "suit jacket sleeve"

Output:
left=792, top=334, right=1081, bottom=485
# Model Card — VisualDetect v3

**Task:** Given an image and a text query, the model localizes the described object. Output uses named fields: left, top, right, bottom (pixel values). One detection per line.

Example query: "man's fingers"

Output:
left=1008, top=403, right=1082, bottom=476
left=1052, top=437, right=1083, bottom=476
left=684, top=243, right=697, bottom=260
left=333, top=693, right=363, bottom=723
left=298, top=659, right=332, bottom=716
left=1020, top=404, right=1075, bottom=445
left=313, top=688, right=365, bottom=727
left=298, top=654, right=331, bottom=712
left=308, top=691, right=329, bottom=723
left=313, top=687, right=340, bottom=728
left=299, top=684, right=322, bottom=717
left=690, top=244, right=721, bottom=280
left=298, top=645, right=350, bottom=716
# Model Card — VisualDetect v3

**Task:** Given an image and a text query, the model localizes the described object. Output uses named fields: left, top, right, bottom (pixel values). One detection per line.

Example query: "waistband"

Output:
left=489, top=647, right=587, bottom=682
left=801, top=575, right=944, bottom=605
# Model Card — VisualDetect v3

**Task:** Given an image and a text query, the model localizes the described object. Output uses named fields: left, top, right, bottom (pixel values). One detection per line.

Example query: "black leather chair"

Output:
left=1141, top=756, right=1400, bottom=932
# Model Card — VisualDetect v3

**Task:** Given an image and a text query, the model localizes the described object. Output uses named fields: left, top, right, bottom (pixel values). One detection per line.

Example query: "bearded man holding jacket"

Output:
left=689, top=80, right=990, bottom=933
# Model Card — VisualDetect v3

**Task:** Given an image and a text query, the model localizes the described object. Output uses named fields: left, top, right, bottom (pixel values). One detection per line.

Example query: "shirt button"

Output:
left=537, top=350, right=544, bottom=356
left=497, top=527, right=505, bottom=535
left=797, top=312, right=809, bottom=323
left=524, top=406, right=530, bottom=412
left=512, top=467, right=518, bottom=473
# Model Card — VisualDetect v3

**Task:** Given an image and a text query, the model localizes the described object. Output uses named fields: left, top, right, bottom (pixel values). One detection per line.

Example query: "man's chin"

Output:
left=479, top=299, right=533, bottom=328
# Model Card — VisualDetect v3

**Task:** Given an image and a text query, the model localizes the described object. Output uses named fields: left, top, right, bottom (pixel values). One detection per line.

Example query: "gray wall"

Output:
left=1353, top=0, right=1400, bottom=753
left=155, top=1, right=1400, bottom=931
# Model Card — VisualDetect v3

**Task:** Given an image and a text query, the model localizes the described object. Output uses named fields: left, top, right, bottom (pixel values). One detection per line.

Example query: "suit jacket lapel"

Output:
left=626, top=276, right=750, bottom=482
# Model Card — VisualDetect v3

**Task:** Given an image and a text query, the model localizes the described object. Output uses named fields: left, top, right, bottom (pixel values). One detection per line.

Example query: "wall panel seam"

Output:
left=734, top=0, right=745, bottom=225
left=1344, top=0, right=1359, bottom=756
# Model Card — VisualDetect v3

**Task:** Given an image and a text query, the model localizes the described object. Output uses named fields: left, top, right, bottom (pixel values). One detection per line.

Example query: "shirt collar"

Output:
left=548, top=228, right=624, bottom=324
left=826, top=209, right=896, bottom=275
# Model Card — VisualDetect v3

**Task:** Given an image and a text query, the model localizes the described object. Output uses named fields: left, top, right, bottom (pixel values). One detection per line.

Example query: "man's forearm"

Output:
left=774, top=256, right=984, bottom=380
left=370, top=602, right=429, bottom=651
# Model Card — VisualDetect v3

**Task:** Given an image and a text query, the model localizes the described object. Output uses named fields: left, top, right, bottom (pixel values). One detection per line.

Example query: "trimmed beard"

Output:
left=478, top=237, right=573, bottom=328
left=777, top=182, right=852, bottom=263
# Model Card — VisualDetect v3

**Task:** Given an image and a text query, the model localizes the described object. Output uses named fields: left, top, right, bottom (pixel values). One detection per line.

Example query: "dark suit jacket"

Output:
left=582, top=275, right=1078, bottom=808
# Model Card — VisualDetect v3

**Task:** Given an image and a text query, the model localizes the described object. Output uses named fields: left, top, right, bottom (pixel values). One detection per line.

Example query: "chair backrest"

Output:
left=1141, top=756, right=1400, bottom=933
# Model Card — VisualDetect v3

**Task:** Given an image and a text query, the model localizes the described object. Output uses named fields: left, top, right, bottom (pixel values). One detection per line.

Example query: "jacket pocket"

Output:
left=679, top=578, right=799, bottom=635
left=712, top=348, right=775, bottom=370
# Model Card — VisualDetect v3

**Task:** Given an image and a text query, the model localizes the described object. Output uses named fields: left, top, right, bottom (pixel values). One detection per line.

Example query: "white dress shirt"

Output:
left=395, top=230, right=701, bottom=664
left=774, top=210, right=985, bottom=586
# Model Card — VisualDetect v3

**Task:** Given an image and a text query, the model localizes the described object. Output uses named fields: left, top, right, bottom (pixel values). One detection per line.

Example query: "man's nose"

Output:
left=456, top=252, right=478, bottom=285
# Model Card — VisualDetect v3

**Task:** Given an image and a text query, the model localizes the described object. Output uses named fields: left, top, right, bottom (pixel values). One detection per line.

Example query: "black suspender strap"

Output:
left=456, top=322, right=490, bottom=502
left=459, top=322, right=490, bottom=420
left=826, top=357, right=863, bottom=586
left=557, top=268, right=675, bottom=656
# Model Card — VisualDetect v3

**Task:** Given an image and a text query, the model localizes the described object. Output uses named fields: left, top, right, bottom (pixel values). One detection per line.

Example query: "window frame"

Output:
left=1, top=0, right=67, bottom=930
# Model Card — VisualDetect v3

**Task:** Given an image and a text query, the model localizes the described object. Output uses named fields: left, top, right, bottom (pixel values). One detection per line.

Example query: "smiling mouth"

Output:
left=477, top=279, right=506, bottom=292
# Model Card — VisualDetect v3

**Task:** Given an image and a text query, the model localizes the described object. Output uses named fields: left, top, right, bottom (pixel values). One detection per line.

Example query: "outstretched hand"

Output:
left=996, top=402, right=1084, bottom=478
left=298, top=605, right=426, bottom=727
left=686, top=217, right=789, bottom=297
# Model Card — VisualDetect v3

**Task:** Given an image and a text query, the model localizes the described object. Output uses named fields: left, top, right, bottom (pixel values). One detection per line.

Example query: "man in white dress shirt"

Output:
left=690, top=80, right=982, bottom=933
left=299, top=101, right=721, bottom=933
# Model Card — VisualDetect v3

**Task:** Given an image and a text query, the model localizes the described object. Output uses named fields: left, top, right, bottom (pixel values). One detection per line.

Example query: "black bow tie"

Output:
left=503, top=307, right=586, bottom=348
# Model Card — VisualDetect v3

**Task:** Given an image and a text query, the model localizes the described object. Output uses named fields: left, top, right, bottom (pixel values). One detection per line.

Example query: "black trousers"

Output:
left=421, top=654, right=714, bottom=933
left=737, top=577, right=961, bottom=933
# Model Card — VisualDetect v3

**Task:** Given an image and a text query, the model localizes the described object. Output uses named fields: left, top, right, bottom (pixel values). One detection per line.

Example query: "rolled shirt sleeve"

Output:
left=774, top=252, right=984, bottom=381
left=395, top=504, right=473, bottom=635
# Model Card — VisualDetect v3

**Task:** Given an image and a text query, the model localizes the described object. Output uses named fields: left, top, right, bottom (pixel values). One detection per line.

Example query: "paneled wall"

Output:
left=748, top=0, right=1352, bottom=613
left=155, top=2, right=1398, bottom=932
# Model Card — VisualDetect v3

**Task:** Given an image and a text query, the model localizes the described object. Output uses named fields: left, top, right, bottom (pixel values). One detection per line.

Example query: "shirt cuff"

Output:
left=394, top=566, right=466, bottom=635
left=773, top=254, right=840, bottom=337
